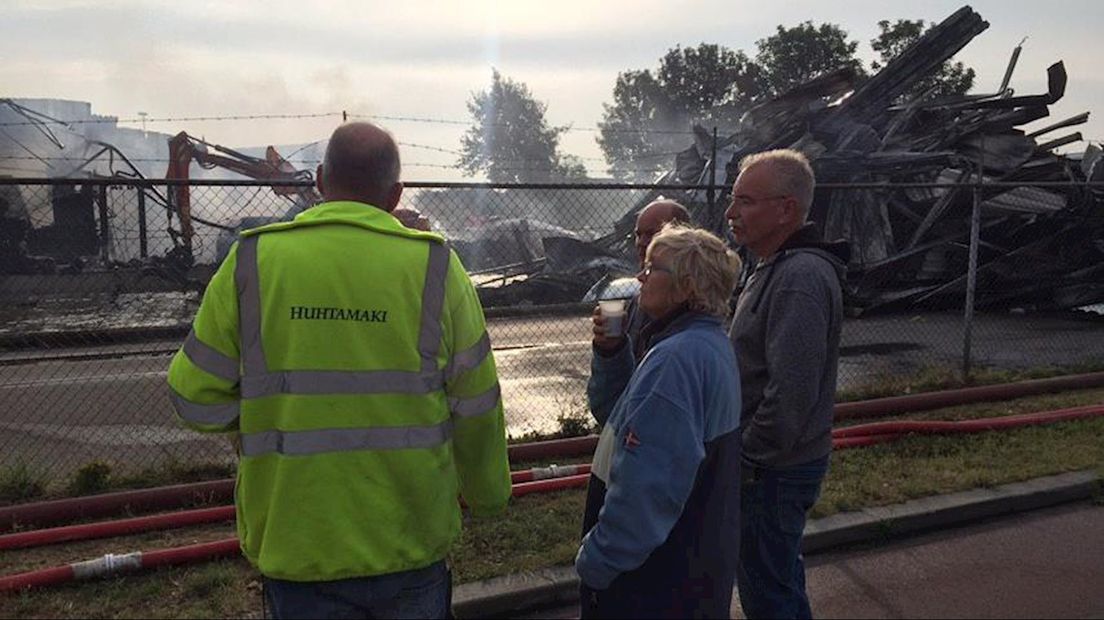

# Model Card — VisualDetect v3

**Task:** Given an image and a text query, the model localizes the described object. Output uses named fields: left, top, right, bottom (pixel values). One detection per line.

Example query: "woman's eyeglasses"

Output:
left=641, top=262, right=673, bottom=277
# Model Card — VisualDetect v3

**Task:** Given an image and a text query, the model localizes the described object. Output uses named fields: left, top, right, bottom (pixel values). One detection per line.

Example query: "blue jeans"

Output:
left=263, top=561, right=451, bottom=619
left=736, top=456, right=828, bottom=620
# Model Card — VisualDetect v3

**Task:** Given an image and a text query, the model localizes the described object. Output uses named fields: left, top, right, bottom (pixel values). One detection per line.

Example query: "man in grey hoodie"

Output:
left=726, top=149, right=849, bottom=619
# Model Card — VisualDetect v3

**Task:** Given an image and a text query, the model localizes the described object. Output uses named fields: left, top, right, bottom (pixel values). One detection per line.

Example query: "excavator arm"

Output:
left=165, top=131, right=320, bottom=252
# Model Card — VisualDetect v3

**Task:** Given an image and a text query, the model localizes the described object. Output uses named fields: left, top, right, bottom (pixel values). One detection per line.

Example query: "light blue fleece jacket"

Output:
left=577, top=313, right=741, bottom=590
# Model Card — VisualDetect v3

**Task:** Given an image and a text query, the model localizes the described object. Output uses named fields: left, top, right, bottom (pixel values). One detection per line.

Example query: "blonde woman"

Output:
left=577, top=223, right=743, bottom=619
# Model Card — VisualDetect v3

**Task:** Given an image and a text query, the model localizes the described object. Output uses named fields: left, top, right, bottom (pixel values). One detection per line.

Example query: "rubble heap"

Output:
left=606, top=5, right=1104, bottom=313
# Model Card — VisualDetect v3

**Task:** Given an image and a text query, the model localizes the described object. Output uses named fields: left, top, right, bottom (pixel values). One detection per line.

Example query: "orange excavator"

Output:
left=165, top=131, right=321, bottom=256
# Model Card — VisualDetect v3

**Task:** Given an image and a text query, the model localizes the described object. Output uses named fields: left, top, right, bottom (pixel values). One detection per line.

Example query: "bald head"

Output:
left=318, top=122, right=402, bottom=210
left=635, top=199, right=690, bottom=267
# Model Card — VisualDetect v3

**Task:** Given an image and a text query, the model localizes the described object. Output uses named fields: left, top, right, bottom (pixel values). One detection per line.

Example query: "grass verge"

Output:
left=0, top=463, right=46, bottom=505
left=0, top=460, right=237, bottom=508
left=6, top=364, right=1100, bottom=507
left=2, top=388, right=1102, bottom=618
left=836, top=361, right=1104, bottom=402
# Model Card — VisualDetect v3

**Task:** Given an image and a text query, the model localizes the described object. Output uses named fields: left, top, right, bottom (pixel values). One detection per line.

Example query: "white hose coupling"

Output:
left=71, top=552, right=143, bottom=580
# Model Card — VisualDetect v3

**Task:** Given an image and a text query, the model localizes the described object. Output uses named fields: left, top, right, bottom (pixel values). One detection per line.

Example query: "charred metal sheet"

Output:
left=612, top=5, right=1104, bottom=314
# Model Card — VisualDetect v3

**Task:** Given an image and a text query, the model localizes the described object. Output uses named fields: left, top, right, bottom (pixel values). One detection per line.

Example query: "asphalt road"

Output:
left=798, top=500, right=1104, bottom=619
left=0, top=315, right=596, bottom=479
left=520, top=501, right=1104, bottom=619
left=1, top=310, right=1101, bottom=479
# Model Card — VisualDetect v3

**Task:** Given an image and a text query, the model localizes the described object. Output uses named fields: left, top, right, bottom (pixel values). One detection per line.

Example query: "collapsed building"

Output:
left=474, top=6, right=1103, bottom=312
left=4, top=5, right=1102, bottom=316
left=591, top=6, right=1104, bottom=313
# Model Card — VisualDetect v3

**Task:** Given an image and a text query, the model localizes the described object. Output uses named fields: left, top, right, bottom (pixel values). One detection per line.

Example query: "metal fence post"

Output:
left=137, top=187, right=148, bottom=259
left=963, top=144, right=983, bottom=381
left=707, top=126, right=718, bottom=215
left=97, top=184, right=110, bottom=264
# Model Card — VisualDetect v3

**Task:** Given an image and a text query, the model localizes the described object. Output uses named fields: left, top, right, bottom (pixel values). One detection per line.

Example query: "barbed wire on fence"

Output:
left=0, top=109, right=699, bottom=137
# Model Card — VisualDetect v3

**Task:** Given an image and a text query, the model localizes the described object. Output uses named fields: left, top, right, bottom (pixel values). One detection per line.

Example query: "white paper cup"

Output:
left=598, top=299, right=627, bottom=338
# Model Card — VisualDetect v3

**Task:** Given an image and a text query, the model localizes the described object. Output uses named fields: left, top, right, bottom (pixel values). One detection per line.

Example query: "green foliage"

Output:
left=2, top=559, right=260, bottom=619
left=597, top=16, right=980, bottom=178
left=459, top=70, right=585, bottom=183
left=598, top=44, right=760, bottom=181
left=755, top=21, right=867, bottom=96
left=598, top=27, right=865, bottom=179
left=56, top=459, right=234, bottom=499
left=0, top=463, right=46, bottom=504
left=837, top=361, right=1104, bottom=402
left=112, top=460, right=235, bottom=492
left=68, top=461, right=114, bottom=495
left=512, top=393, right=598, bottom=443
left=452, top=489, right=586, bottom=582
left=179, top=561, right=239, bottom=600
left=870, top=19, right=975, bottom=101
left=2, top=389, right=1102, bottom=617
left=555, top=410, right=597, bottom=439
left=815, top=415, right=1104, bottom=518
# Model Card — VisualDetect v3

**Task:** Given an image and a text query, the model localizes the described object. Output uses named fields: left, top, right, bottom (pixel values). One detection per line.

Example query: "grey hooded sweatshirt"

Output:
left=728, top=223, right=849, bottom=468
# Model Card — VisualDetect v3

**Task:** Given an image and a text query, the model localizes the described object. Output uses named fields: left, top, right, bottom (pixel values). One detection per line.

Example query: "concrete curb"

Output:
left=451, top=470, right=1101, bottom=618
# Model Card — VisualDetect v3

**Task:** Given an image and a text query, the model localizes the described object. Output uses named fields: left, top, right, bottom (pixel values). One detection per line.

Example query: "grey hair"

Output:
left=322, top=122, right=401, bottom=204
left=739, top=149, right=815, bottom=218
left=648, top=223, right=741, bottom=318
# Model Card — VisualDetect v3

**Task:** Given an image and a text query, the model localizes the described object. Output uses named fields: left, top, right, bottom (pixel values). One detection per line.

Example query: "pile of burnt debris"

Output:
left=488, top=5, right=1103, bottom=313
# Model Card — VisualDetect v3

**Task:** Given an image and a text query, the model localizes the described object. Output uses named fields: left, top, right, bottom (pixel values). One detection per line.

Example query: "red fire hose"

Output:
left=0, top=538, right=240, bottom=593
left=510, top=463, right=590, bottom=483
left=0, top=506, right=236, bottom=552
left=833, top=371, right=1104, bottom=422
left=0, top=473, right=593, bottom=594
left=6, top=404, right=1103, bottom=549
left=0, top=479, right=233, bottom=533
left=6, top=373, right=1099, bottom=534
left=832, top=434, right=899, bottom=450
left=831, top=404, right=1104, bottom=444
left=2, top=402, right=1102, bottom=594
left=1, top=466, right=592, bottom=551
left=11, top=404, right=1098, bottom=553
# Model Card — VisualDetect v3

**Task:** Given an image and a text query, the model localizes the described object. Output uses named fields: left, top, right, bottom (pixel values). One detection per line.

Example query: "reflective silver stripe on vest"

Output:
left=418, top=242, right=450, bottom=373
left=241, top=369, right=444, bottom=399
left=236, top=234, right=451, bottom=398
left=449, top=383, right=501, bottom=418
left=182, top=328, right=240, bottom=383
left=169, top=389, right=240, bottom=427
left=445, top=332, right=491, bottom=383
left=236, top=236, right=266, bottom=377
left=240, top=421, right=452, bottom=457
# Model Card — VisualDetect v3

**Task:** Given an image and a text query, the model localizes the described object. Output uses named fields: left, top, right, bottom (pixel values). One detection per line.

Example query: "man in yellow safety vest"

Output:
left=167, top=121, right=510, bottom=619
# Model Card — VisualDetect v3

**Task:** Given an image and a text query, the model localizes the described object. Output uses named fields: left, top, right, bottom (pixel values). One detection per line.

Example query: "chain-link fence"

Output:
left=1, top=177, right=1102, bottom=486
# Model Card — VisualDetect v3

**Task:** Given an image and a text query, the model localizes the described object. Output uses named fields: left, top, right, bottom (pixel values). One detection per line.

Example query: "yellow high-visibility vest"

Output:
left=167, top=200, right=510, bottom=582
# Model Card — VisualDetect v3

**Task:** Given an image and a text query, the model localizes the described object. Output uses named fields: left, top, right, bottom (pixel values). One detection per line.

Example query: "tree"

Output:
left=755, top=22, right=866, bottom=96
left=459, top=70, right=584, bottom=183
left=870, top=19, right=975, bottom=101
left=597, top=44, right=761, bottom=181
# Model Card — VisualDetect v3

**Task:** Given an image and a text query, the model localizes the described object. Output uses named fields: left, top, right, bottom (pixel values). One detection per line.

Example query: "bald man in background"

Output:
left=586, top=199, right=690, bottom=420
left=599, top=200, right=691, bottom=356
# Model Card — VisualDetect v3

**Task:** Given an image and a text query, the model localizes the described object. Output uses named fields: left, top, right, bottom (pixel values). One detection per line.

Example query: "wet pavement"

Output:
left=2, top=309, right=1102, bottom=479
left=514, top=501, right=1104, bottom=619
left=799, top=500, right=1104, bottom=619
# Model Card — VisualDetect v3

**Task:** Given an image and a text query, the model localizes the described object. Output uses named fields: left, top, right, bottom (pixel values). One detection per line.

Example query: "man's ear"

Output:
left=385, top=182, right=404, bottom=212
left=780, top=196, right=801, bottom=225
left=315, top=165, right=325, bottom=196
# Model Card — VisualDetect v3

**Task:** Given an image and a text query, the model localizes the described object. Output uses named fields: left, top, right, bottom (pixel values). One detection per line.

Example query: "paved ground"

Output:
left=1, top=310, right=1101, bottom=481
left=519, top=501, right=1104, bottom=619
left=799, top=500, right=1104, bottom=618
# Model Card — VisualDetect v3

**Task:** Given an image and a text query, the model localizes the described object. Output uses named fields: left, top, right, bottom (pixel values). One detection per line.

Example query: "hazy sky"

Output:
left=3, top=0, right=1102, bottom=180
